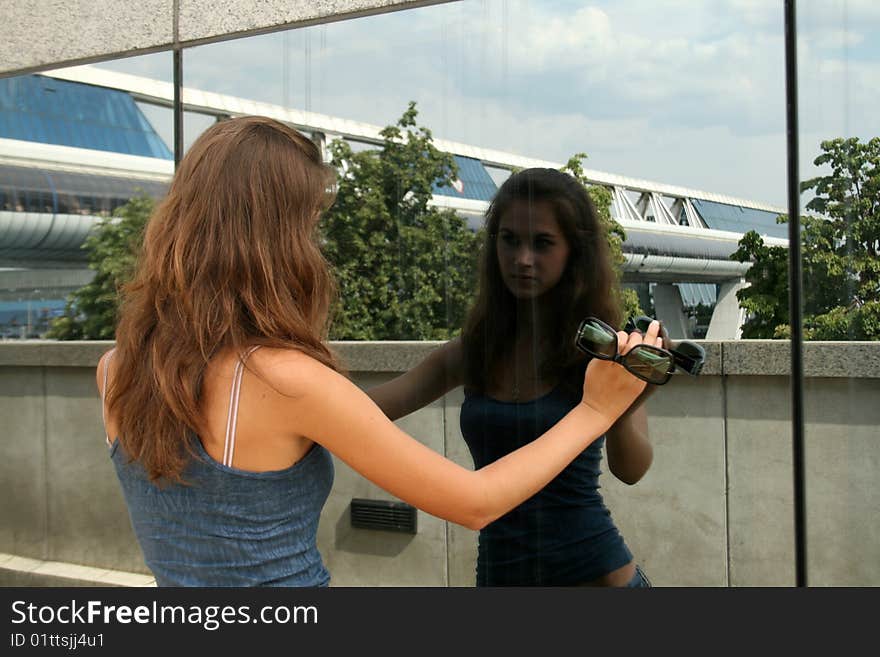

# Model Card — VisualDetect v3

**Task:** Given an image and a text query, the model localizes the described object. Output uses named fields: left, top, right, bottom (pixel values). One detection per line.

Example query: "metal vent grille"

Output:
left=350, top=498, right=417, bottom=534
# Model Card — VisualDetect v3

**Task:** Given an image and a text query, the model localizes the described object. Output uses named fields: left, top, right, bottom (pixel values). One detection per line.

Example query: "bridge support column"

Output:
left=705, top=280, right=747, bottom=340
left=652, top=284, right=692, bottom=339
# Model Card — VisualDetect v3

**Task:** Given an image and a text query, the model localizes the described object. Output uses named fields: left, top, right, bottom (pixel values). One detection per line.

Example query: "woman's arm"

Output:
left=605, top=399, right=653, bottom=485
left=604, top=320, right=668, bottom=484
left=259, top=333, right=646, bottom=531
left=366, top=338, right=463, bottom=421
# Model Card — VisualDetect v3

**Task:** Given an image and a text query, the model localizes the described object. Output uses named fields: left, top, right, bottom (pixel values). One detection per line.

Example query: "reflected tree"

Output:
left=46, top=195, right=153, bottom=340
left=321, top=102, right=479, bottom=340
left=732, top=137, right=880, bottom=340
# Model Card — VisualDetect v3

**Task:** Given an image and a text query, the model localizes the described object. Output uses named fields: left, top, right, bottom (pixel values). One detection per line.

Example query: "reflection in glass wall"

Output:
left=114, top=1, right=782, bottom=587
left=94, top=1, right=792, bottom=341
left=796, top=0, right=880, bottom=586
left=10, top=0, right=863, bottom=588
left=0, top=53, right=172, bottom=338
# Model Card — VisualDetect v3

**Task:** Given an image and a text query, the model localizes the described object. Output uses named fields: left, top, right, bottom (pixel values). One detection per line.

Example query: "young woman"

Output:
left=368, top=168, right=663, bottom=587
left=97, top=117, right=659, bottom=587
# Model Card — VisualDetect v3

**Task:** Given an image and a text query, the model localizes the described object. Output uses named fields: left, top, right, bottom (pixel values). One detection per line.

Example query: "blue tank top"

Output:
left=110, top=438, right=334, bottom=587
left=105, top=348, right=334, bottom=587
left=460, top=383, right=632, bottom=586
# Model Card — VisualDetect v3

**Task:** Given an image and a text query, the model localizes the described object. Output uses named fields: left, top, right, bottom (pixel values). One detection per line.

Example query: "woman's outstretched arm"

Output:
left=366, top=338, right=463, bottom=421
left=259, top=333, right=646, bottom=531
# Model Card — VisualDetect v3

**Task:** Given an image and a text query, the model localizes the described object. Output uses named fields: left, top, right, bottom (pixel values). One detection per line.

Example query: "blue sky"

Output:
left=96, top=0, right=879, bottom=207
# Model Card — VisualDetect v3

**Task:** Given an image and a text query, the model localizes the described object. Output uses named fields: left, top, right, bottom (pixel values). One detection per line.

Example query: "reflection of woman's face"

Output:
left=496, top=199, right=571, bottom=300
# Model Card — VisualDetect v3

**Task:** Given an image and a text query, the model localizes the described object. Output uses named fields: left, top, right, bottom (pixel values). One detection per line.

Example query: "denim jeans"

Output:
left=626, top=565, right=652, bottom=588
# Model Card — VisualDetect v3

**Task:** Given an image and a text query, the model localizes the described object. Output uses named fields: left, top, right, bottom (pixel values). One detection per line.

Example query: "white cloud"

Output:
left=812, top=29, right=864, bottom=50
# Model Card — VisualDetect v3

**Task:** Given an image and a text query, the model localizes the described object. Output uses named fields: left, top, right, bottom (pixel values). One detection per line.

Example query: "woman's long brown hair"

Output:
left=462, top=168, right=622, bottom=397
left=107, top=116, right=340, bottom=483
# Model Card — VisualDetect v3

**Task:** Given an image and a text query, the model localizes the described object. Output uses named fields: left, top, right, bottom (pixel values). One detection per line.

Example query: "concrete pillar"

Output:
left=705, top=280, right=747, bottom=340
left=652, top=283, right=692, bottom=339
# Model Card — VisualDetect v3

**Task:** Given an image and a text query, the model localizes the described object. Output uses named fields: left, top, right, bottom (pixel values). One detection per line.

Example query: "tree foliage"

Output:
left=732, top=137, right=880, bottom=340
left=321, top=102, right=479, bottom=340
left=46, top=195, right=153, bottom=340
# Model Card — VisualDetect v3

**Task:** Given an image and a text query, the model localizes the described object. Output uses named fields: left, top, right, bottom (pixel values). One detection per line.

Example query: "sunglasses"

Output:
left=624, top=316, right=706, bottom=377
left=575, top=317, right=676, bottom=385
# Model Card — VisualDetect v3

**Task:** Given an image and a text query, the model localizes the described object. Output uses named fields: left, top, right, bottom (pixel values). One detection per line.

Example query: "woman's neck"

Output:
left=514, top=301, right=551, bottom=339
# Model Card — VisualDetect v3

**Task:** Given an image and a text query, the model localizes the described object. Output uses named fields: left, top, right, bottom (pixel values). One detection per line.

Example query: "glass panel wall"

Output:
left=9, top=0, right=875, bottom=589
left=797, top=0, right=880, bottom=586
left=0, top=52, right=171, bottom=338
left=94, top=0, right=789, bottom=586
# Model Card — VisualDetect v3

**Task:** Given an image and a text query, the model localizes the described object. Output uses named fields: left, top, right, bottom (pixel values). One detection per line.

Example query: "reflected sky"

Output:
left=92, top=0, right=878, bottom=207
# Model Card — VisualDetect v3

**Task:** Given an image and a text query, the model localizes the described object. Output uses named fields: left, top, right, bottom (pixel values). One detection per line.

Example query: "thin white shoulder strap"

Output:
left=101, top=349, right=116, bottom=447
left=222, top=346, right=261, bottom=468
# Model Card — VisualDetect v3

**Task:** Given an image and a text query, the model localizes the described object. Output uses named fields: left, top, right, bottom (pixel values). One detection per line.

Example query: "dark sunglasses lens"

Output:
left=623, top=346, right=673, bottom=384
left=577, top=320, right=617, bottom=358
left=674, top=341, right=706, bottom=375
left=677, top=341, right=705, bottom=359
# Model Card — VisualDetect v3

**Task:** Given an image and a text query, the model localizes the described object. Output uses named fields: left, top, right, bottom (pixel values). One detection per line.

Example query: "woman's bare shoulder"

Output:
left=248, top=346, right=344, bottom=397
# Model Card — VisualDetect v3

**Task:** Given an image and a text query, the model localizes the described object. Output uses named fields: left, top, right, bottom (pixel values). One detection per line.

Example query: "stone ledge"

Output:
left=1, top=0, right=446, bottom=77
left=0, top=552, right=155, bottom=587
left=1, top=0, right=173, bottom=76
left=178, top=0, right=442, bottom=44
left=720, top=340, right=880, bottom=378
left=1, top=339, right=878, bottom=378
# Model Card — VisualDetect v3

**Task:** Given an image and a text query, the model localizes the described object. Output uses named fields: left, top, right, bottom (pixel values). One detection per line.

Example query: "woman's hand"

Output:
left=580, top=320, right=665, bottom=425
left=624, top=319, right=671, bottom=411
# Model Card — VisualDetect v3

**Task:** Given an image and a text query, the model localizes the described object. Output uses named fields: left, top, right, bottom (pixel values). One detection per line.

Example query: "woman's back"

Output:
left=110, top=436, right=333, bottom=586
left=105, top=347, right=334, bottom=587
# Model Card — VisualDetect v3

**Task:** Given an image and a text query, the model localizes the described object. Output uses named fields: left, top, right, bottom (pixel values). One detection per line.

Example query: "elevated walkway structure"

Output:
left=1, top=66, right=789, bottom=338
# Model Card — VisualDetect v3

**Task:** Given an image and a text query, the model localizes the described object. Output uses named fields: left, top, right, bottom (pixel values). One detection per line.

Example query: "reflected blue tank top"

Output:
left=460, top=381, right=632, bottom=586
left=105, top=348, right=334, bottom=587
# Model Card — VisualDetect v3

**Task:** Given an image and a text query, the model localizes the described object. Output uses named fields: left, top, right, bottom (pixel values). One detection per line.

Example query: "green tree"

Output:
left=732, top=137, right=880, bottom=339
left=46, top=195, right=153, bottom=340
left=731, top=227, right=792, bottom=339
left=561, top=153, right=643, bottom=320
left=321, top=102, right=479, bottom=340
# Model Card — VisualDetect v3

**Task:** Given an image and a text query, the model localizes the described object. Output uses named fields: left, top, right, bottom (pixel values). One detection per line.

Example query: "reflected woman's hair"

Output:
left=462, top=167, right=622, bottom=394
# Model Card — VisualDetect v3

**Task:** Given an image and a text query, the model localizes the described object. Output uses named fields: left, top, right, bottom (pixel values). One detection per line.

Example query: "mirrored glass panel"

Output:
left=796, top=0, right=880, bottom=586
left=133, top=0, right=791, bottom=587
left=0, top=51, right=172, bottom=338
left=7, top=0, right=818, bottom=589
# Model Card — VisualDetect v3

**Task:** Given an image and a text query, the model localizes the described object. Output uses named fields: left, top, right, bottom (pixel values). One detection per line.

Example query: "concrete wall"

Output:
left=0, top=340, right=878, bottom=586
left=1, top=0, right=451, bottom=77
